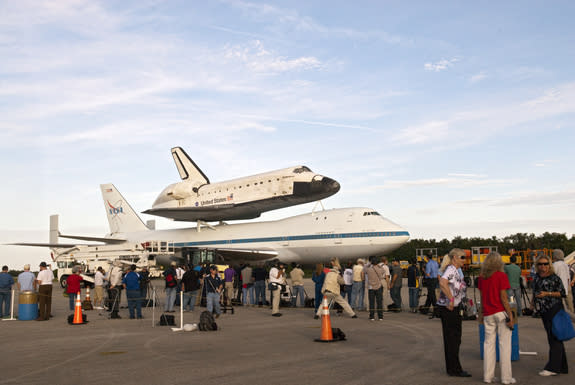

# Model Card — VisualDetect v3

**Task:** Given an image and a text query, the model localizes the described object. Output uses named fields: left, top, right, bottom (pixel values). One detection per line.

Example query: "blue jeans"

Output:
left=164, top=287, right=177, bottom=311
left=206, top=292, right=221, bottom=315
left=0, top=290, right=11, bottom=317
left=126, top=289, right=142, bottom=318
left=391, top=286, right=402, bottom=309
left=254, top=281, right=266, bottom=305
left=351, top=281, right=364, bottom=310
left=342, top=285, right=352, bottom=303
left=368, top=287, right=383, bottom=319
left=291, top=285, right=305, bottom=307
left=409, top=287, right=419, bottom=309
left=68, top=292, right=77, bottom=311
left=183, top=290, right=198, bottom=311
left=242, top=286, right=255, bottom=305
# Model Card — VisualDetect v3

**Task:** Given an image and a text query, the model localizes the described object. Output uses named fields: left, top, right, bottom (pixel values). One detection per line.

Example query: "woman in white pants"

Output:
left=478, top=252, right=515, bottom=385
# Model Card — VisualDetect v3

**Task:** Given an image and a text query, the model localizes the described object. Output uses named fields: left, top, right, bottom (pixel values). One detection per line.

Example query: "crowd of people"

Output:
left=1, top=248, right=574, bottom=381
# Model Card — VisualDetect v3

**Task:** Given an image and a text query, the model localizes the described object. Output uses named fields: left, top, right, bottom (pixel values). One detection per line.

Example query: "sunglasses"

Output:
left=459, top=256, right=466, bottom=260
left=537, top=262, right=549, bottom=266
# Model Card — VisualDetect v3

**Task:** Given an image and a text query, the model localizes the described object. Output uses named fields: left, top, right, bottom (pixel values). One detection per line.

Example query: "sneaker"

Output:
left=351, top=315, right=358, bottom=318
left=378, top=318, right=384, bottom=321
left=502, top=378, right=516, bottom=384
left=370, top=318, right=375, bottom=321
left=539, top=370, right=557, bottom=376
left=314, top=315, right=319, bottom=320
left=484, top=378, right=498, bottom=384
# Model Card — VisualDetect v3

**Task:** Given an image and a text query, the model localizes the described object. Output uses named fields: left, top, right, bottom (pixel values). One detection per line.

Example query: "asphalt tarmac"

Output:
left=1, top=281, right=574, bottom=385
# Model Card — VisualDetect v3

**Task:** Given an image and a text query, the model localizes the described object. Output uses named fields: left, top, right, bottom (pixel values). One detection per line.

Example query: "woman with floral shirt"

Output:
left=530, top=254, right=568, bottom=377
left=438, top=248, right=470, bottom=378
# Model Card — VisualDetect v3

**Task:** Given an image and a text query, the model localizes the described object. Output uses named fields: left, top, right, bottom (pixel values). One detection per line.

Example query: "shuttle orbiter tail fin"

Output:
left=100, top=184, right=149, bottom=234
left=171, top=147, right=210, bottom=184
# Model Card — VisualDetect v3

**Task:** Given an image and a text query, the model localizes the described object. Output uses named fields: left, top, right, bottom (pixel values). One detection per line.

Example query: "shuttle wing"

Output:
left=143, top=204, right=261, bottom=221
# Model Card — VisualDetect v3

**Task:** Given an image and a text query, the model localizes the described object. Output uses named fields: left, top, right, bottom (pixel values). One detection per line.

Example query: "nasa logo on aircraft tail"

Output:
left=107, top=200, right=124, bottom=216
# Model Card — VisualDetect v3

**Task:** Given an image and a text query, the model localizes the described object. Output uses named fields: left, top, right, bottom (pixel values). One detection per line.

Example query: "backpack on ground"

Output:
left=198, top=310, right=218, bottom=331
left=158, top=314, right=176, bottom=326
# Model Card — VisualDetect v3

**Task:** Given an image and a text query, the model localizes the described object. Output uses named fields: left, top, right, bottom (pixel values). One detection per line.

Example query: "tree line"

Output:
left=388, top=232, right=575, bottom=262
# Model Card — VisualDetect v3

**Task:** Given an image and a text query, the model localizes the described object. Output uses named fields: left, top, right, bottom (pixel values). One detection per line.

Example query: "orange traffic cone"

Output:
left=72, top=292, right=86, bottom=325
left=83, top=287, right=93, bottom=311
left=315, top=296, right=337, bottom=343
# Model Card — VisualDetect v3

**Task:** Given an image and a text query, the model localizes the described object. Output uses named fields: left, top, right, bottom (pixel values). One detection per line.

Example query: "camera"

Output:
left=505, top=315, right=514, bottom=331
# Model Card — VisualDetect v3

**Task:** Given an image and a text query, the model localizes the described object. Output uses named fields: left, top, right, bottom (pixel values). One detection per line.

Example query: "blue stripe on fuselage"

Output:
left=173, top=231, right=410, bottom=248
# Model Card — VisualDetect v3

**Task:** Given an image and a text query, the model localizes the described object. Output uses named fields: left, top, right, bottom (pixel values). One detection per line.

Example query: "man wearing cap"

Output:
left=204, top=265, right=223, bottom=317
left=269, top=262, right=287, bottom=317
left=424, top=254, right=440, bottom=317
left=163, top=261, right=178, bottom=312
left=108, top=261, right=124, bottom=319
left=351, top=258, right=365, bottom=311
left=36, top=262, right=54, bottom=321
left=123, top=264, right=142, bottom=319
left=18, top=264, right=36, bottom=292
left=0, top=266, right=14, bottom=318
left=552, top=249, right=574, bottom=313
left=93, top=266, right=107, bottom=309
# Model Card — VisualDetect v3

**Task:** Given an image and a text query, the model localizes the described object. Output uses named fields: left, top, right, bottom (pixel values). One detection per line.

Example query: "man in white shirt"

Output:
left=36, top=262, right=54, bottom=321
left=269, top=262, right=286, bottom=317
left=94, top=267, right=107, bottom=309
left=552, top=249, right=574, bottom=312
left=108, top=262, right=124, bottom=318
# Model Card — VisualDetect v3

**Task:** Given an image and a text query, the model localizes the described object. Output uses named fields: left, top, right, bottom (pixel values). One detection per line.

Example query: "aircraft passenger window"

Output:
left=260, top=182, right=263, bottom=184
left=247, top=184, right=250, bottom=187
left=268, top=180, right=271, bottom=183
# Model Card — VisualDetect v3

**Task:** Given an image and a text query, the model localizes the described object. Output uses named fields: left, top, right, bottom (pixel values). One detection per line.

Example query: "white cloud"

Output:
left=357, top=175, right=521, bottom=191
left=455, top=190, right=575, bottom=207
left=424, top=58, right=459, bottom=72
left=393, top=120, right=450, bottom=145
left=222, top=40, right=322, bottom=73
left=470, top=71, right=487, bottom=83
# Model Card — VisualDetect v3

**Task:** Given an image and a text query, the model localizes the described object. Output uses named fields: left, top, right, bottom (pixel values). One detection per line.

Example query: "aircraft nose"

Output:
left=320, top=177, right=340, bottom=194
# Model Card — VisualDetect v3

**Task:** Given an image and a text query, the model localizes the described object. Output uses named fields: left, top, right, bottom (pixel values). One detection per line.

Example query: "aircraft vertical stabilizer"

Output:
left=49, top=215, right=59, bottom=244
left=100, top=184, right=149, bottom=234
left=171, top=147, right=210, bottom=184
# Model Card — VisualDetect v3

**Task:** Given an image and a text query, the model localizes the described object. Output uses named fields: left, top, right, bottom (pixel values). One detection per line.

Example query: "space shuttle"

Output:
left=143, top=147, right=341, bottom=222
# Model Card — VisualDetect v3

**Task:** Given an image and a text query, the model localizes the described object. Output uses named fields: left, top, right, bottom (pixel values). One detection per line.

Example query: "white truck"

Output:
left=54, top=241, right=174, bottom=288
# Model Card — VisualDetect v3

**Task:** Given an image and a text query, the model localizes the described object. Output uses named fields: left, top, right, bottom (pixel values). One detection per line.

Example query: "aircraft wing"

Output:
left=7, top=242, right=85, bottom=248
left=58, top=233, right=126, bottom=244
left=215, top=248, right=278, bottom=262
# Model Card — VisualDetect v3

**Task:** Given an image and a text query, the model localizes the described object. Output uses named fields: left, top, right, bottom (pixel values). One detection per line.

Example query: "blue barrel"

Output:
left=479, top=323, right=519, bottom=361
left=18, top=291, right=38, bottom=321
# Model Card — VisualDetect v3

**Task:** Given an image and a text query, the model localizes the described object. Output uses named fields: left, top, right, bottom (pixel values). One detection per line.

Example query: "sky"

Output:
left=1, top=0, right=575, bottom=269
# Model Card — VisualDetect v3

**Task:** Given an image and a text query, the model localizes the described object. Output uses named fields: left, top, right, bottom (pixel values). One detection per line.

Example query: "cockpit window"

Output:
left=363, top=211, right=381, bottom=216
left=293, top=166, right=312, bottom=174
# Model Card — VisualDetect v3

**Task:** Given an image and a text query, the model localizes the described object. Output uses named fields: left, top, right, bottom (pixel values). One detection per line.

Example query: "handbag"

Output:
left=268, top=282, right=278, bottom=291
left=552, top=309, right=575, bottom=341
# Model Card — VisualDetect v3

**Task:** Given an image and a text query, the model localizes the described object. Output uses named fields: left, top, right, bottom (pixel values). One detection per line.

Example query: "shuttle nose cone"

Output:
left=321, top=177, right=340, bottom=194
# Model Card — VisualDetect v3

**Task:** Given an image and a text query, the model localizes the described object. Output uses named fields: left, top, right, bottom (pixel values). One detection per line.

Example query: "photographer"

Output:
left=269, top=262, right=287, bottom=317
